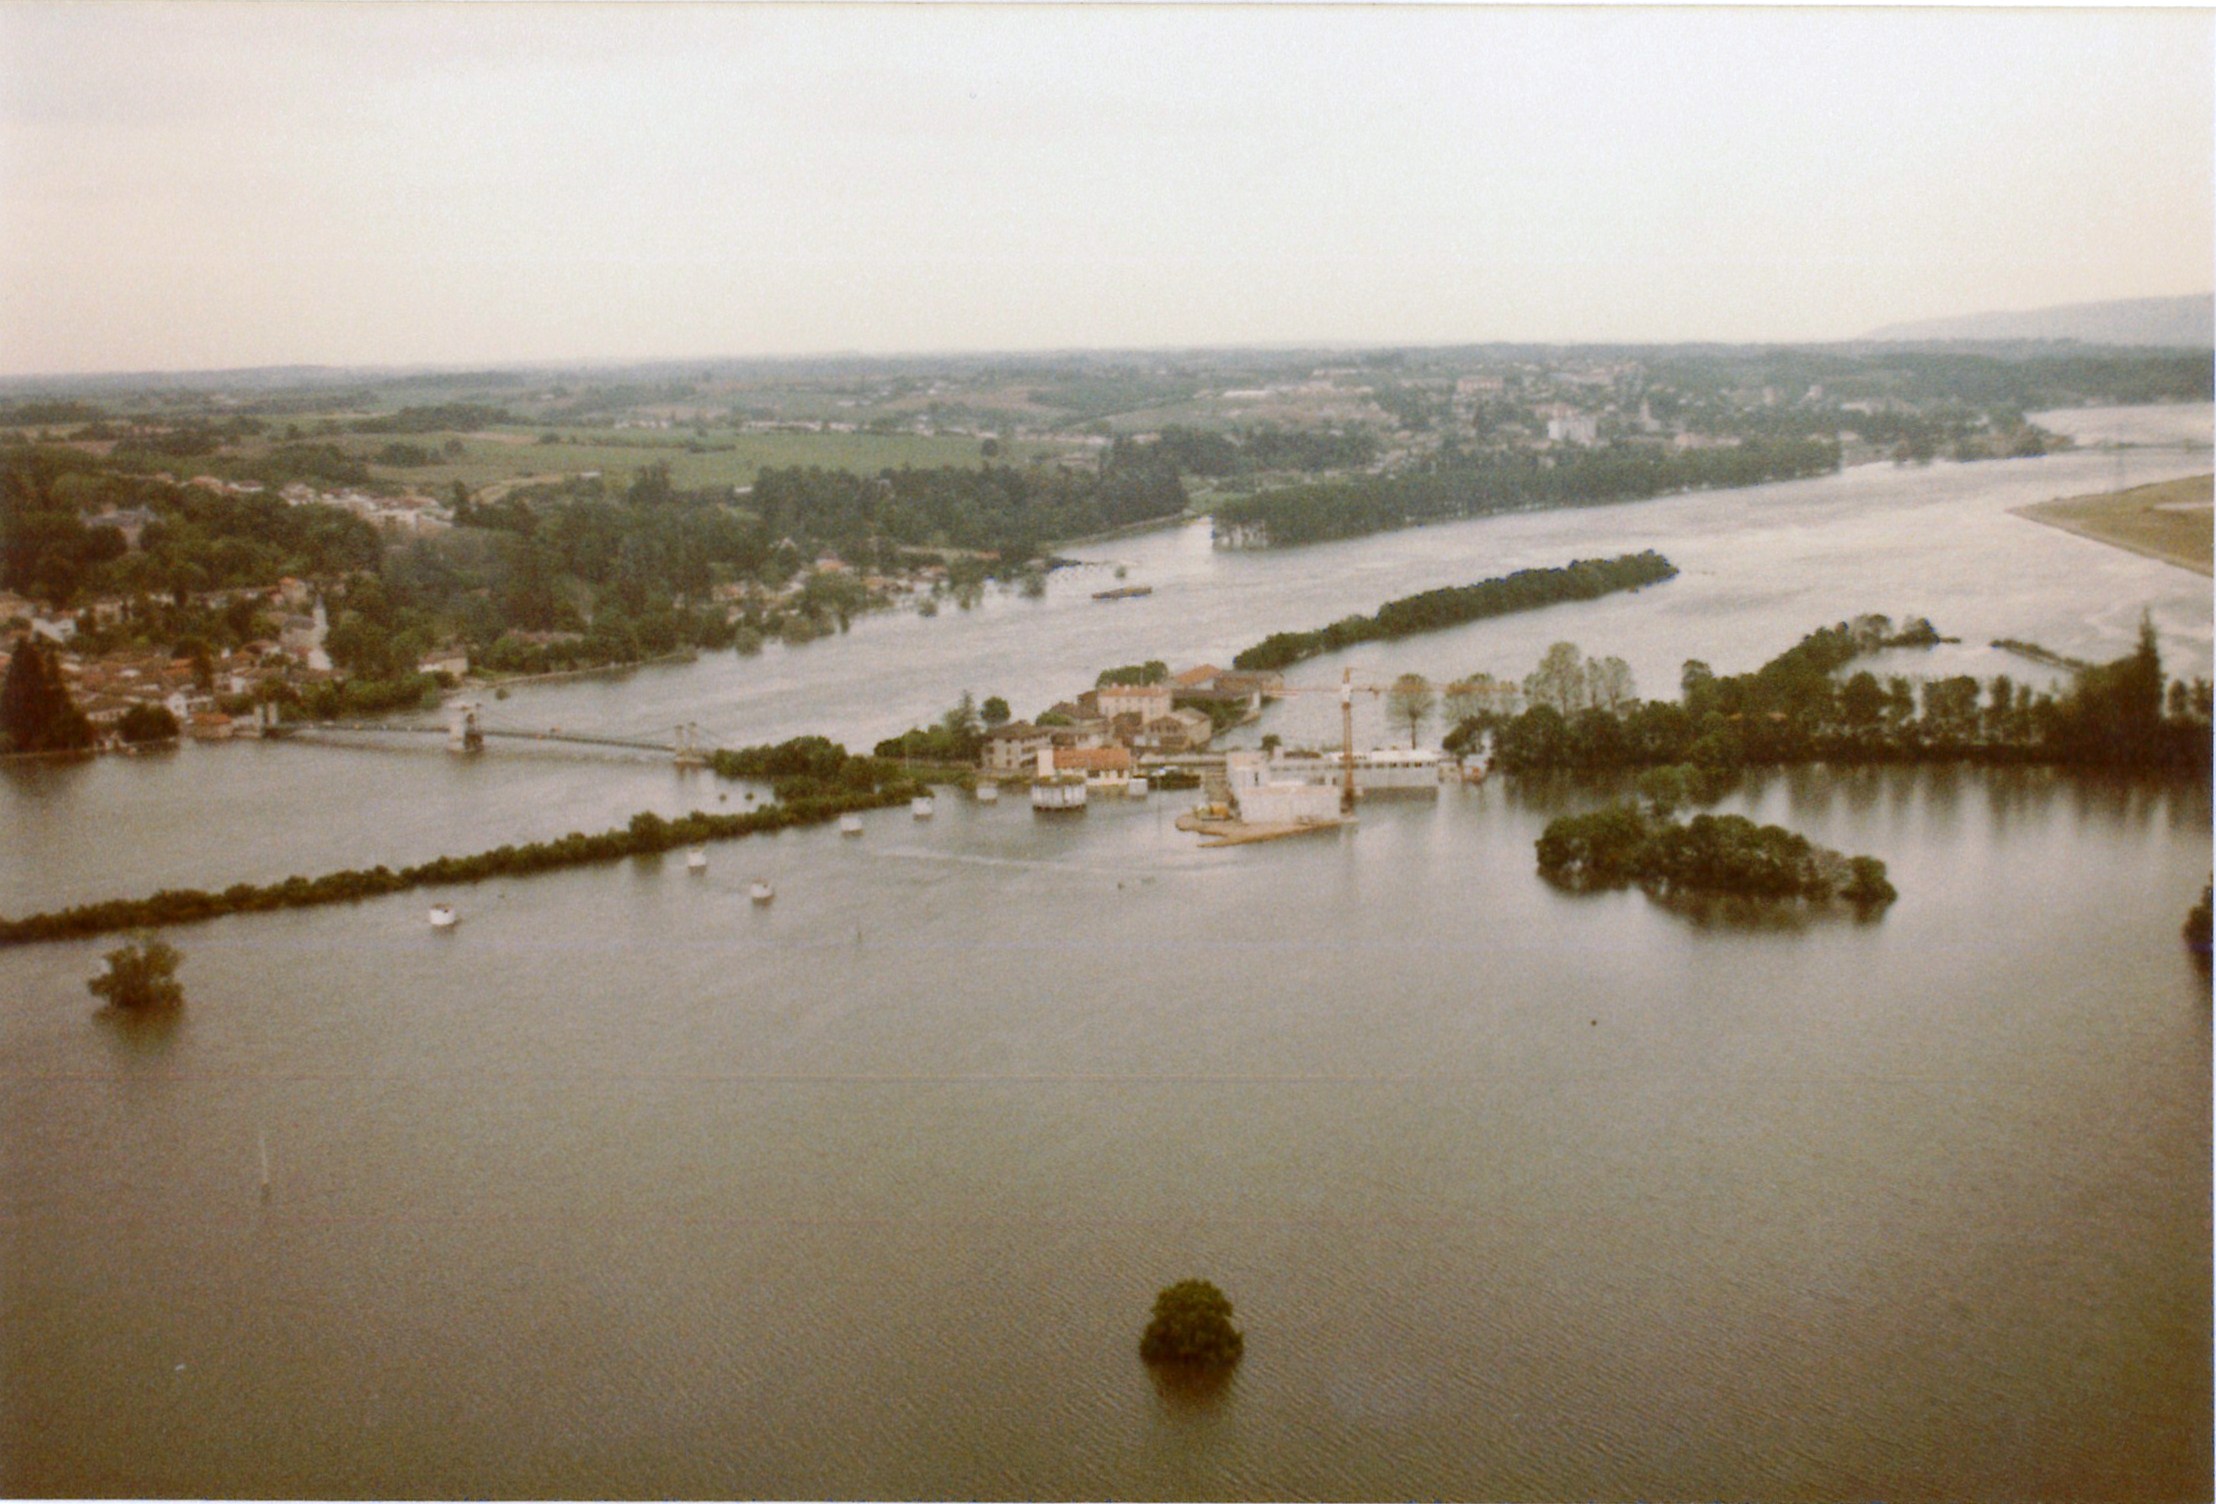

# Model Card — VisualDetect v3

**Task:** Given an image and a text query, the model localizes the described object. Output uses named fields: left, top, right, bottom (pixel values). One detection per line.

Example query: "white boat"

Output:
left=911, top=795, right=935, bottom=819
left=686, top=847, right=708, bottom=871
left=840, top=813, right=865, bottom=836
left=1128, top=776, right=1150, bottom=799
left=974, top=782, right=1001, bottom=804
left=749, top=879, right=775, bottom=904
left=428, top=903, right=458, bottom=929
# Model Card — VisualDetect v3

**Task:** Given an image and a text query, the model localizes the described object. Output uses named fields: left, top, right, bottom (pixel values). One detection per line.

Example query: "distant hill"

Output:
left=1867, top=294, right=2213, bottom=348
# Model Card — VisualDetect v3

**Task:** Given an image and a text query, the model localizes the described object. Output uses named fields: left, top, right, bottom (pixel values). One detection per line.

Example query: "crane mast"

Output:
left=1341, top=668, right=1356, bottom=813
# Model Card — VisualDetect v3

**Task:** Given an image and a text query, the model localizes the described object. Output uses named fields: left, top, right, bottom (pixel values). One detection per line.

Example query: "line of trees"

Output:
left=0, top=738, right=924, bottom=947
left=1212, top=439, right=1838, bottom=547
left=1232, top=551, right=1679, bottom=673
left=1126, top=424, right=1378, bottom=478
left=1453, top=614, right=2211, bottom=777
left=747, top=454, right=1186, bottom=565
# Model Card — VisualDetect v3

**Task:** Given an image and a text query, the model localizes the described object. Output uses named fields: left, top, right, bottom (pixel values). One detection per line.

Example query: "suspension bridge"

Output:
left=284, top=712, right=712, bottom=764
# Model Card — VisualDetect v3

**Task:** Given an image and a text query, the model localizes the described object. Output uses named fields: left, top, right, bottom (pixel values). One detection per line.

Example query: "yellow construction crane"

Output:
left=1270, top=669, right=1386, bottom=813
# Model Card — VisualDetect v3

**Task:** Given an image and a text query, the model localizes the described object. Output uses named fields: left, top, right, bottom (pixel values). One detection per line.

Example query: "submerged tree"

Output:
left=2186, top=881, right=2212, bottom=962
left=87, top=934, right=184, bottom=1011
left=1140, top=1279, right=1244, bottom=1368
left=1386, top=673, right=1436, bottom=748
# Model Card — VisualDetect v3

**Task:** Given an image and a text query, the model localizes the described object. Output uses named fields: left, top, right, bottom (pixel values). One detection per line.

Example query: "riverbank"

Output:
left=464, top=647, right=700, bottom=694
left=1047, top=507, right=1207, bottom=551
left=2010, top=473, right=2213, bottom=576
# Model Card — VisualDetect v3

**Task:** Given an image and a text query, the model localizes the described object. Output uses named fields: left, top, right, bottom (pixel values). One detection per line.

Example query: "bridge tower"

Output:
left=673, top=722, right=708, bottom=768
left=448, top=700, right=484, bottom=753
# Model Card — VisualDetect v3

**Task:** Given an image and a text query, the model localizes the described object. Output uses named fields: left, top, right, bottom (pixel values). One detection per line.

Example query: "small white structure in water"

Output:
left=686, top=847, right=708, bottom=871
left=974, top=782, right=1001, bottom=804
left=911, top=795, right=935, bottom=819
left=749, top=879, right=775, bottom=904
left=428, top=903, right=459, bottom=929
left=840, top=813, right=865, bottom=836
left=1030, top=747, right=1088, bottom=812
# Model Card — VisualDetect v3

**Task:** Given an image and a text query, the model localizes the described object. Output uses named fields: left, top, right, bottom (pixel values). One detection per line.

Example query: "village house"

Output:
left=982, top=721, right=1055, bottom=775
left=84, top=506, right=159, bottom=549
left=1131, top=709, right=1215, bottom=756
left=1052, top=744, right=1135, bottom=793
left=1039, top=701, right=1111, bottom=748
left=1172, top=665, right=1281, bottom=716
left=1097, top=681, right=1173, bottom=724
left=78, top=694, right=135, bottom=736
left=279, top=615, right=321, bottom=659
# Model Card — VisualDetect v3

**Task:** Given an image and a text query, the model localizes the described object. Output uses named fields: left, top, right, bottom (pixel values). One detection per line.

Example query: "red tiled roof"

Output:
left=1053, top=746, right=1134, bottom=773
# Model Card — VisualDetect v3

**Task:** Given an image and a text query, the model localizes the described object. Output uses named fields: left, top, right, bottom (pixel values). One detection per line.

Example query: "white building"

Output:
left=1546, top=411, right=1599, bottom=446
left=1265, top=746, right=1447, bottom=795
left=1225, top=752, right=1343, bottom=825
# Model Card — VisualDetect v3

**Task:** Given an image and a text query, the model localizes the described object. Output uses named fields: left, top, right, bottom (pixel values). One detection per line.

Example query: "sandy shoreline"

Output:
left=2009, top=474, right=2213, bottom=577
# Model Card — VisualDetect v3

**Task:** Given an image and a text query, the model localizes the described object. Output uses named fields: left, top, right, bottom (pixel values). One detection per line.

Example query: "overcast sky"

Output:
left=1, top=4, right=2209, bottom=375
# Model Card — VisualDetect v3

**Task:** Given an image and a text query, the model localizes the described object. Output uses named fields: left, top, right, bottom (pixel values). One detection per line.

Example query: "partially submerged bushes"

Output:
left=1, top=737, right=923, bottom=947
left=1536, top=802, right=1896, bottom=909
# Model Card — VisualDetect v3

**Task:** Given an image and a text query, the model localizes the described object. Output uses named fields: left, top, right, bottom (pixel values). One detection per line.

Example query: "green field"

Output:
left=394, top=429, right=1061, bottom=495
left=5, top=423, right=1076, bottom=497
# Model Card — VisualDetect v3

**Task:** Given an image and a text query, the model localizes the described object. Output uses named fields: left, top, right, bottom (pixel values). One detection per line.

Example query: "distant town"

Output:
left=3, top=341, right=2208, bottom=755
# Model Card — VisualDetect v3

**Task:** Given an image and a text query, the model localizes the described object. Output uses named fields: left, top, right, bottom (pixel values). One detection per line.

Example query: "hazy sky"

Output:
left=2, top=4, right=2209, bottom=374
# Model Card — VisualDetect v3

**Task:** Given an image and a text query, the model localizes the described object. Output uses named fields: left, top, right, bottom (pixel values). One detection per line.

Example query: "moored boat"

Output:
left=840, top=813, right=865, bottom=835
left=749, top=880, right=774, bottom=904
left=428, top=903, right=458, bottom=929
left=974, top=782, right=1001, bottom=804
left=912, top=795, right=935, bottom=818
left=686, top=847, right=708, bottom=871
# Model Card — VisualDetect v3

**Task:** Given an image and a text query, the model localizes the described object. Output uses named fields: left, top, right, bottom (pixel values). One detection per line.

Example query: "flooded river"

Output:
left=2, top=405, right=2208, bottom=1498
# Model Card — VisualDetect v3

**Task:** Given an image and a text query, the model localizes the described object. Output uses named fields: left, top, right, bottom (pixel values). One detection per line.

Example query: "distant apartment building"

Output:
left=1545, top=409, right=1599, bottom=446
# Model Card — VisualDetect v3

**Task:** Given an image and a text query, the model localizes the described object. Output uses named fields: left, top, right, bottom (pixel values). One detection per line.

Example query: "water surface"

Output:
left=1, top=405, right=2208, bottom=1499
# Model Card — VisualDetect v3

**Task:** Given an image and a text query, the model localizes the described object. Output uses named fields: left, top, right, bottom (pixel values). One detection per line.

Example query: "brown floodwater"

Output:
left=1, top=405, right=2208, bottom=1498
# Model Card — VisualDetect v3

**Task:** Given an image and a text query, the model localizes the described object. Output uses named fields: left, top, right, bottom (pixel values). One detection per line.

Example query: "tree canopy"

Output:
left=87, top=935, right=184, bottom=1010
left=1233, top=552, right=1677, bottom=673
left=1140, top=1279, right=1244, bottom=1368
left=1, top=636, right=93, bottom=753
